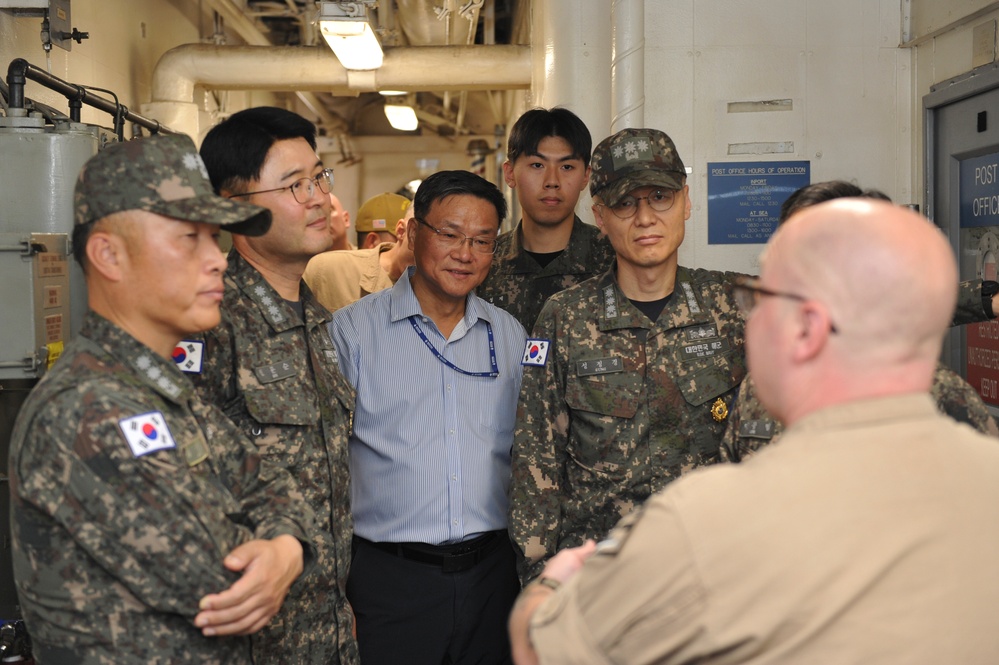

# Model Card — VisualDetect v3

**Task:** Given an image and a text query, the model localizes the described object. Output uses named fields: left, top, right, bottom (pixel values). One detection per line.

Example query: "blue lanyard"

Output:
left=409, top=316, right=499, bottom=378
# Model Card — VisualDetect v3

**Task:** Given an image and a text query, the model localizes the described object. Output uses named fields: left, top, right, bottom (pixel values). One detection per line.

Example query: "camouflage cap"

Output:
left=355, top=192, right=411, bottom=235
left=74, top=134, right=271, bottom=236
left=589, top=128, right=687, bottom=207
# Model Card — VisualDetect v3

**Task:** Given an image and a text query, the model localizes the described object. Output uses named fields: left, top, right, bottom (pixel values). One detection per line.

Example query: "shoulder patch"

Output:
left=522, top=338, right=550, bottom=366
left=172, top=340, right=204, bottom=373
left=119, top=411, right=177, bottom=457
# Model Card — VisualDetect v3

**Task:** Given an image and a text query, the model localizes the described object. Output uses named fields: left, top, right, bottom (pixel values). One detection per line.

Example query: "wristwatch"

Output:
left=983, top=280, right=999, bottom=319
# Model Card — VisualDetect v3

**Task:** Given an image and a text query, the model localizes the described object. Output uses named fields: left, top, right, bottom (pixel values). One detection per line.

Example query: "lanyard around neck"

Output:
left=409, top=316, right=499, bottom=378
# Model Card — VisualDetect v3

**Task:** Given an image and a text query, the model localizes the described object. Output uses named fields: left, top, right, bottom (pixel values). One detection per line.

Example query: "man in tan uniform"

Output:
left=304, top=193, right=415, bottom=311
left=510, top=199, right=999, bottom=665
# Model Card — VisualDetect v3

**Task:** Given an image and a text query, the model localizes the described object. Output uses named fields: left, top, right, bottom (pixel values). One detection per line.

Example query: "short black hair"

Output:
left=414, top=170, right=507, bottom=225
left=506, top=107, right=592, bottom=167
left=200, top=106, right=317, bottom=195
left=779, top=180, right=891, bottom=224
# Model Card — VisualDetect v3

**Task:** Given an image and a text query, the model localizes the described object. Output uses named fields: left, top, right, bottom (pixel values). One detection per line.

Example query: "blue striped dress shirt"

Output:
left=328, top=268, right=527, bottom=545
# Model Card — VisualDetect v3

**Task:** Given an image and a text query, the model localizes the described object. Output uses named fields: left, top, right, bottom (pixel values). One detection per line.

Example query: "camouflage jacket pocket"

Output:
left=242, top=384, right=318, bottom=427
left=675, top=352, right=743, bottom=407
left=565, top=369, right=642, bottom=418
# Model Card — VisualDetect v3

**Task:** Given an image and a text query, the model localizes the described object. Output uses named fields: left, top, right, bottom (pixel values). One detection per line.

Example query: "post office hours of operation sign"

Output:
left=706, top=161, right=810, bottom=245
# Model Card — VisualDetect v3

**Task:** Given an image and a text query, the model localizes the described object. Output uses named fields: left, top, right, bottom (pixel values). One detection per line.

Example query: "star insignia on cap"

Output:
left=624, top=140, right=639, bottom=160
left=182, top=152, right=211, bottom=180
left=612, top=145, right=625, bottom=159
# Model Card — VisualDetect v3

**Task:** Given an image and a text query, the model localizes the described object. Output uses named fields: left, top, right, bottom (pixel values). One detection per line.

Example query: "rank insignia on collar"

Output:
left=710, top=397, right=729, bottom=422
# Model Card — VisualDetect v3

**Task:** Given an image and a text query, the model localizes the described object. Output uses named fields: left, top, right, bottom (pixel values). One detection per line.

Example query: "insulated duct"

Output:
left=144, top=44, right=532, bottom=137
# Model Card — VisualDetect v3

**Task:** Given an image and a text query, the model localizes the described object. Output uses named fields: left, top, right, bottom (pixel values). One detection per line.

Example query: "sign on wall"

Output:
left=961, top=151, right=999, bottom=406
left=706, top=161, right=810, bottom=244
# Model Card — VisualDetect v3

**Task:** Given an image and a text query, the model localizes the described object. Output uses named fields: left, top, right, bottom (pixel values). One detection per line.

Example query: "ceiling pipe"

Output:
left=199, top=0, right=348, bottom=134
left=150, top=44, right=532, bottom=102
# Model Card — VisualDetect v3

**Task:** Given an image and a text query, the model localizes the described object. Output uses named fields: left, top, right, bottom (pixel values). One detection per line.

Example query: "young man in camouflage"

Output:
left=9, top=134, right=315, bottom=664
left=193, top=107, right=359, bottom=664
left=721, top=180, right=998, bottom=461
left=477, top=107, right=615, bottom=331
left=509, top=127, right=750, bottom=584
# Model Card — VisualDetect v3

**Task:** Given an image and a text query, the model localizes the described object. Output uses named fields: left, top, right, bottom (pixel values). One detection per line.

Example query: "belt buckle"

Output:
left=441, top=550, right=476, bottom=573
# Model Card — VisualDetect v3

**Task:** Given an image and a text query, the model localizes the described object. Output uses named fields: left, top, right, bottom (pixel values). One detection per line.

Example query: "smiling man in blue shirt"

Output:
left=328, top=170, right=527, bottom=665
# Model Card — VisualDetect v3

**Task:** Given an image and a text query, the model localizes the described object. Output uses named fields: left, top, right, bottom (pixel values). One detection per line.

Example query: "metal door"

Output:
left=925, top=63, right=999, bottom=412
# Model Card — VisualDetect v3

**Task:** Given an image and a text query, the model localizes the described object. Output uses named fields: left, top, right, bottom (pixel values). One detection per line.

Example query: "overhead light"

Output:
left=319, top=1, right=383, bottom=71
left=384, top=104, right=418, bottom=131
left=380, top=90, right=407, bottom=96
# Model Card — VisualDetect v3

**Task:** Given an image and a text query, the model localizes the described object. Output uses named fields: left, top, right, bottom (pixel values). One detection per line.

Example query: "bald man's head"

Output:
left=749, top=199, right=957, bottom=423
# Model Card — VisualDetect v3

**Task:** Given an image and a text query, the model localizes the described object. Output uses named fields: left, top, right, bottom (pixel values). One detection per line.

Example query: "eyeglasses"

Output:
left=415, top=218, right=497, bottom=254
left=733, top=276, right=838, bottom=333
left=599, top=188, right=678, bottom=219
left=228, top=168, right=334, bottom=205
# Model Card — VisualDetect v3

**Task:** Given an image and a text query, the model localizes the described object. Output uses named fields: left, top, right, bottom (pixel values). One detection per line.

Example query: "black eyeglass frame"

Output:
left=227, top=168, right=334, bottom=205
left=414, top=217, right=498, bottom=255
left=733, top=276, right=838, bottom=334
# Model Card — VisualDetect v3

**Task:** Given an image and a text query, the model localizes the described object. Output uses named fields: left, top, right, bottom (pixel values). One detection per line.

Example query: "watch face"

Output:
left=977, top=231, right=999, bottom=282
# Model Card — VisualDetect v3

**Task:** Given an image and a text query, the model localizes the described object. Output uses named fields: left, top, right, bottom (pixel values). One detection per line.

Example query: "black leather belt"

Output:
left=356, top=530, right=506, bottom=573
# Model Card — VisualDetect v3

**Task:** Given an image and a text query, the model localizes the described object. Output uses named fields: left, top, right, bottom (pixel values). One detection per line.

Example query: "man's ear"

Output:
left=502, top=160, right=516, bottom=189
left=86, top=230, right=128, bottom=282
left=362, top=232, right=382, bottom=249
left=591, top=204, right=605, bottom=232
left=791, top=301, right=834, bottom=363
left=395, top=218, right=410, bottom=239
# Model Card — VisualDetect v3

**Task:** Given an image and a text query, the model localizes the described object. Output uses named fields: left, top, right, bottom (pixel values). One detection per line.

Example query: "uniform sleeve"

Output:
left=529, top=493, right=708, bottom=665
left=12, top=392, right=244, bottom=619
left=952, top=279, right=990, bottom=326
left=191, top=313, right=239, bottom=417
left=509, top=301, right=570, bottom=585
left=198, top=399, right=318, bottom=550
left=929, top=364, right=999, bottom=437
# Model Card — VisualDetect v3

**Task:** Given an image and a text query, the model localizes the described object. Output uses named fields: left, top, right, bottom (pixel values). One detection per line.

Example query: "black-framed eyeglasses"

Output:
left=228, top=168, right=334, bottom=205
left=415, top=217, right=497, bottom=255
left=733, top=276, right=838, bottom=333
left=598, top=188, right=679, bottom=219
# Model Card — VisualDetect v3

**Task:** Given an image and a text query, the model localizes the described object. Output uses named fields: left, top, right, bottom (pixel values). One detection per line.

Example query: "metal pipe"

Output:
left=6, top=58, right=180, bottom=135
left=150, top=44, right=532, bottom=103
left=610, top=0, right=645, bottom=131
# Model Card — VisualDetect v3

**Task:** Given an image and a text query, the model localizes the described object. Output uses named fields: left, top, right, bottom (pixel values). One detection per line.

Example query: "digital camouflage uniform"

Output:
left=954, top=278, right=990, bottom=326
left=477, top=216, right=616, bottom=331
left=9, top=313, right=316, bottom=665
left=510, top=265, right=749, bottom=583
left=721, top=364, right=999, bottom=462
left=193, top=251, right=359, bottom=665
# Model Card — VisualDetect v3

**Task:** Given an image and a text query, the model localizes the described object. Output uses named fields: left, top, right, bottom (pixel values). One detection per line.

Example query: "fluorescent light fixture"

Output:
left=384, top=104, right=418, bottom=131
left=319, top=1, right=383, bottom=70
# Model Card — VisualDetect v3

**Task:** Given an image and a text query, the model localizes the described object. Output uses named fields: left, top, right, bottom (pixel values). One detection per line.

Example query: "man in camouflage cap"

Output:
left=194, top=106, right=360, bottom=664
left=8, top=133, right=320, bottom=663
left=508, top=127, right=751, bottom=584
left=510, top=198, right=999, bottom=665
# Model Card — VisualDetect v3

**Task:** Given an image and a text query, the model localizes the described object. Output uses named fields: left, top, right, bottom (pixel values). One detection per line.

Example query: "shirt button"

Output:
left=449, top=428, right=455, bottom=434
left=451, top=474, right=458, bottom=481
left=452, top=519, right=459, bottom=525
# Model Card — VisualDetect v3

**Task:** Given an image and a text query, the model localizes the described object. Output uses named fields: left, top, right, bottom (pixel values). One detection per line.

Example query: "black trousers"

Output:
left=348, top=534, right=520, bottom=665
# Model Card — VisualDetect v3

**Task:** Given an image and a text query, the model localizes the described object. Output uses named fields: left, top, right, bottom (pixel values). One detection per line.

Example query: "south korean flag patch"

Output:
left=521, top=339, right=550, bottom=366
left=172, top=340, right=205, bottom=373
left=119, top=411, right=177, bottom=458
